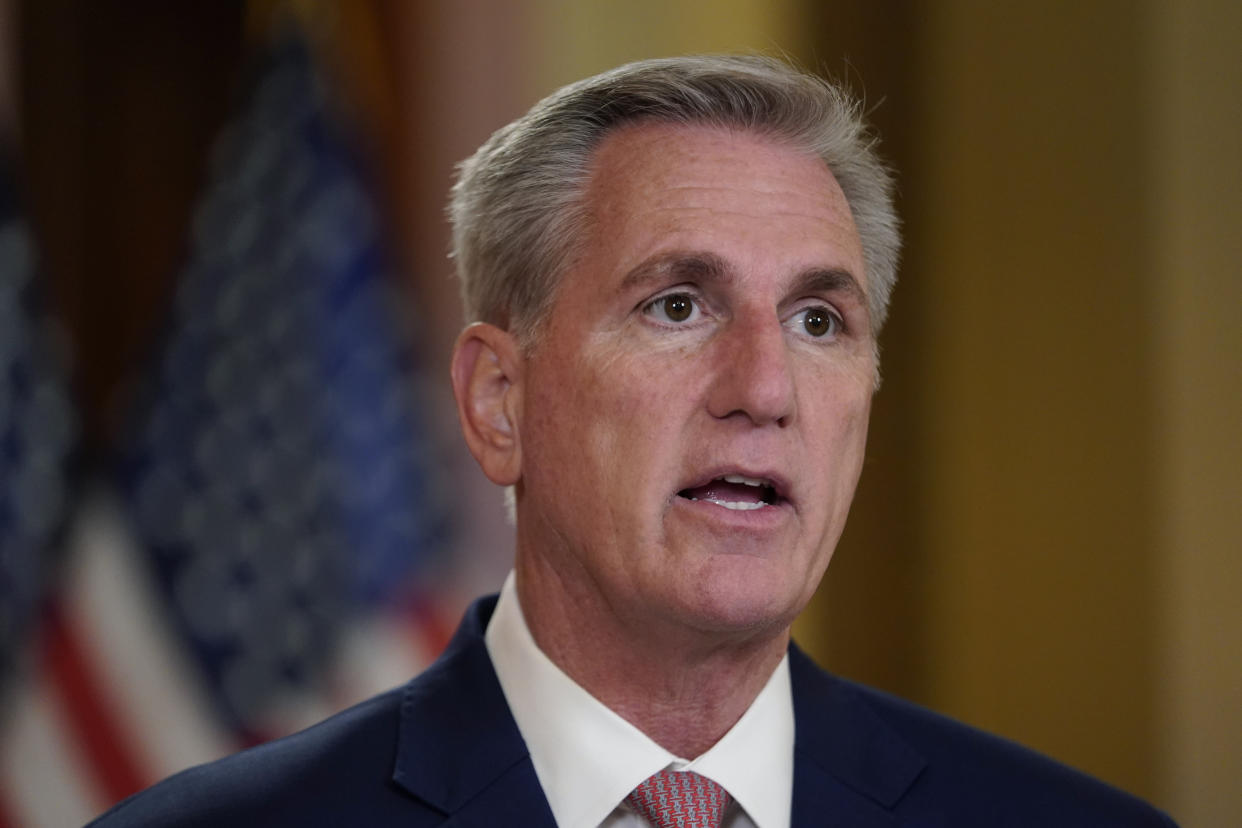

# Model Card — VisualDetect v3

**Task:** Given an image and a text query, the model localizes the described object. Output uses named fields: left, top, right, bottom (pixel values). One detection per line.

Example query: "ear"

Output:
left=450, top=322, right=523, bottom=486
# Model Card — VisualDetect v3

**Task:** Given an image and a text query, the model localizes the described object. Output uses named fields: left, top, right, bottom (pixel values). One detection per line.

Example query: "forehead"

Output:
left=574, top=121, right=865, bottom=299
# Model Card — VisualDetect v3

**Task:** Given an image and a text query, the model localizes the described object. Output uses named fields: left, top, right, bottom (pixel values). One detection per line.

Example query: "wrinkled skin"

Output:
left=515, top=123, right=876, bottom=654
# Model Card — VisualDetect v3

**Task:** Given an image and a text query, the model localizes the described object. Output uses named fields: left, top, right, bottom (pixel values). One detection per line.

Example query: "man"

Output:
left=89, top=56, right=1175, bottom=827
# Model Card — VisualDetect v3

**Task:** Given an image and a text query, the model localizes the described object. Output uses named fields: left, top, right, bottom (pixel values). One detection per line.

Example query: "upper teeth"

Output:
left=722, top=474, right=767, bottom=487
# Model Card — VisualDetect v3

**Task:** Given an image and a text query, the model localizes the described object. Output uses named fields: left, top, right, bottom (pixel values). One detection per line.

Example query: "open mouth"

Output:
left=677, top=473, right=782, bottom=511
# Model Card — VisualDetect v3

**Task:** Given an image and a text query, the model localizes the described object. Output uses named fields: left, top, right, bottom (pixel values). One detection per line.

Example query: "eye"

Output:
left=793, top=305, right=841, bottom=338
left=644, top=292, right=700, bottom=324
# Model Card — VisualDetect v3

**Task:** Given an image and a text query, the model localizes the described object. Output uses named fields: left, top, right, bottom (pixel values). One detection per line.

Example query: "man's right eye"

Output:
left=644, top=293, right=699, bottom=324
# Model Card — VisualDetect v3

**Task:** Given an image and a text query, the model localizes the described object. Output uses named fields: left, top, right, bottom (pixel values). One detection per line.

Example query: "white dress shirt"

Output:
left=485, top=572, right=794, bottom=828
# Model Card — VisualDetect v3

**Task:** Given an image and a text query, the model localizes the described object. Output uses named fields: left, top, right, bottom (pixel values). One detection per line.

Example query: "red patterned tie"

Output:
left=625, top=769, right=731, bottom=828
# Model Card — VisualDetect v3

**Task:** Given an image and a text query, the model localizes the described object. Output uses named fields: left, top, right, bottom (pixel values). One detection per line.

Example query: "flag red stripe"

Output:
left=41, top=601, right=151, bottom=805
left=406, top=593, right=454, bottom=659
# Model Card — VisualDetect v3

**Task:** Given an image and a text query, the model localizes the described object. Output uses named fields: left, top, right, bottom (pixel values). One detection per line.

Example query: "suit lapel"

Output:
left=389, top=603, right=926, bottom=827
left=391, top=596, right=558, bottom=828
left=438, top=767, right=561, bottom=828
left=789, top=644, right=926, bottom=827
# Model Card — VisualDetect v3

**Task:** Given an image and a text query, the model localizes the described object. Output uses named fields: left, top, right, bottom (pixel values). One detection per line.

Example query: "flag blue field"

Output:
left=117, top=25, right=454, bottom=742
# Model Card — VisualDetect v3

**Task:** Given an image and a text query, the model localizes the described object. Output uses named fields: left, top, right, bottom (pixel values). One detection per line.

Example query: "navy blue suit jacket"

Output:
left=88, top=595, right=1176, bottom=827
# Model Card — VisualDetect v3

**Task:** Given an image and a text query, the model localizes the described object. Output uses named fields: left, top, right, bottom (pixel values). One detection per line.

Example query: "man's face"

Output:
left=515, top=123, right=875, bottom=640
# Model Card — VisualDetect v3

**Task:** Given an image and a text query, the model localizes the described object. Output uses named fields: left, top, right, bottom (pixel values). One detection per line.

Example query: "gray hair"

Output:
left=449, top=54, right=900, bottom=346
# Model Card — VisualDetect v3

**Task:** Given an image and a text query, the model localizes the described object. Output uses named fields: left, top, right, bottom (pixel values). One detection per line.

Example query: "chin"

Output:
left=676, top=559, right=817, bottom=638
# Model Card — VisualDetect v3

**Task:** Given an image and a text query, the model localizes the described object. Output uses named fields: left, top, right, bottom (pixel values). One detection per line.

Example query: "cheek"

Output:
left=577, top=344, right=676, bottom=429
left=577, top=375, right=659, bottom=487
left=804, top=380, right=872, bottom=492
left=832, top=401, right=872, bottom=508
left=522, top=362, right=592, bottom=490
left=524, top=352, right=649, bottom=490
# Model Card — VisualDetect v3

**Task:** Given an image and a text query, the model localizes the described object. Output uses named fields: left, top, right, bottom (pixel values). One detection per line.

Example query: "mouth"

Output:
left=677, top=472, right=787, bottom=512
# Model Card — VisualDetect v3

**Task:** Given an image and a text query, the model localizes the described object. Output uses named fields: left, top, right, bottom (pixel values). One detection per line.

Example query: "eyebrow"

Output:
left=790, top=268, right=869, bottom=314
left=619, top=251, right=731, bottom=292
left=620, top=251, right=870, bottom=318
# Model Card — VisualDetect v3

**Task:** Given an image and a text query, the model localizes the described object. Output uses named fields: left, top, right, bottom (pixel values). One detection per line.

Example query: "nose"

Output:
left=705, top=311, right=797, bottom=427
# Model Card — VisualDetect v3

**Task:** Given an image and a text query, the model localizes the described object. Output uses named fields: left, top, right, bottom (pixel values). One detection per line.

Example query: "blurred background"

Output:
left=0, top=0, right=1237, bottom=825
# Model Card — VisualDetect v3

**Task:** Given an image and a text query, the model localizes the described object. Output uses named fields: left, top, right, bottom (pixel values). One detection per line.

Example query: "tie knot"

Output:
left=625, top=769, right=731, bottom=828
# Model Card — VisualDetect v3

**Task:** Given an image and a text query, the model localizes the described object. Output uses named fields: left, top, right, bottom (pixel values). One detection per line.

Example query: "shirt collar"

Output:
left=485, top=571, right=794, bottom=828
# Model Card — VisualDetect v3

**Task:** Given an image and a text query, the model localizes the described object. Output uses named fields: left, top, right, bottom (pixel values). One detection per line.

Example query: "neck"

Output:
left=514, top=557, right=790, bottom=759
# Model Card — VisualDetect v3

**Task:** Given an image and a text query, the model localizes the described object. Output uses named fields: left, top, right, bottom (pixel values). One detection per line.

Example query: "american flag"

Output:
left=0, top=26, right=458, bottom=826
left=0, top=159, right=79, bottom=709
left=0, top=158, right=82, bottom=825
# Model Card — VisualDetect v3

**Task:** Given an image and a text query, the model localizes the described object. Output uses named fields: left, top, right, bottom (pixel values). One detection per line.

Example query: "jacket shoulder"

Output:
left=85, top=684, right=434, bottom=827
left=85, top=596, right=512, bottom=828
left=789, top=647, right=1178, bottom=827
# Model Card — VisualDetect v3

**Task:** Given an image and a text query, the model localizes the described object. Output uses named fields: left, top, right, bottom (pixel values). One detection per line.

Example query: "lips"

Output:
left=677, top=472, right=787, bottom=511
